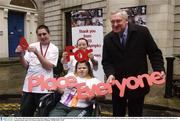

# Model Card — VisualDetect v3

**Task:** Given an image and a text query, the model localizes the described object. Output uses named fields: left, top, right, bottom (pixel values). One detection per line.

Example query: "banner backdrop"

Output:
left=71, top=9, right=104, bottom=81
left=121, top=5, right=146, bottom=26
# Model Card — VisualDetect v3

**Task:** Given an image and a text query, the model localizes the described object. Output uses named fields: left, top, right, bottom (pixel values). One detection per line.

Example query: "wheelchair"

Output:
left=39, top=56, right=101, bottom=117
left=37, top=91, right=101, bottom=117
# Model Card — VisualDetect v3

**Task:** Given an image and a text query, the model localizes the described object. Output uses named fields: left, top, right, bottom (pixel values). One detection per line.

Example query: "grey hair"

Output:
left=110, top=9, right=128, bottom=20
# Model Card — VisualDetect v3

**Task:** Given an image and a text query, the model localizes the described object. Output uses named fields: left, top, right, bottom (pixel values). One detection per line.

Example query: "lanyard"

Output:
left=63, top=89, right=77, bottom=106
left=40, top=43, right=50, bottom=57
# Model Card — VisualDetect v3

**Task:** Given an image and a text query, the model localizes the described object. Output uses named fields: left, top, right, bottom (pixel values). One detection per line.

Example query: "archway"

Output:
left=10, top=0, right=37, bottom=9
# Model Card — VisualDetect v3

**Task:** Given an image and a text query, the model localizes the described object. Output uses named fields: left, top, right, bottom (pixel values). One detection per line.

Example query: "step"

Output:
left=0, top=58, right=20, bottom=66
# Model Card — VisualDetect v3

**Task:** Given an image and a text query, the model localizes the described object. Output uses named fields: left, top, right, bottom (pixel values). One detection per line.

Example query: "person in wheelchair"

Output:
left=48, top=60, right=103, bottom=117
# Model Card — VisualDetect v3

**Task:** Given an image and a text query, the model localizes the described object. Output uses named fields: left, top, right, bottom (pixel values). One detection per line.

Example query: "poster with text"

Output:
left=71, top=9, right=104, bottom=81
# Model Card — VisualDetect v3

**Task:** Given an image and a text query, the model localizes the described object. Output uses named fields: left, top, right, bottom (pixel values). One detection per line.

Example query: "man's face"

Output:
left=110, top=13, right=128, bottom=33
left=37, top=28, right=50, bottom=45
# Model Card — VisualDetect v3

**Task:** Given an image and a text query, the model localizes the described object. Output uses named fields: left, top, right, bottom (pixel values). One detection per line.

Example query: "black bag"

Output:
left=38, top=92, right=61, bottom=116
left=53, top=57, right=63, bottom=78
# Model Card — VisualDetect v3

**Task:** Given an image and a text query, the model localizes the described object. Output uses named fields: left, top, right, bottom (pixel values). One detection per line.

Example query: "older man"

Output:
left=102, top=10, right=165, bottom=116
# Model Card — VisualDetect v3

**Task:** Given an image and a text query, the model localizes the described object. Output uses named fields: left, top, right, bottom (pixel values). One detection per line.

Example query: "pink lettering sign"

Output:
left=28, top=71, right=165, bottom=99
left=65, top=46, right=93, bottom=62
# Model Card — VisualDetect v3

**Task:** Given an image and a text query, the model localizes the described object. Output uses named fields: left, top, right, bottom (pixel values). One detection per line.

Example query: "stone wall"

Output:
left=43, top=0, right=62, bottom=49
left=174, top=0, right=180, bottom=76
left=146, top=0, right=174, bottom=57
left=42, top=0, right=179, bottom=76
left=34, top=0, right=45, bottom=25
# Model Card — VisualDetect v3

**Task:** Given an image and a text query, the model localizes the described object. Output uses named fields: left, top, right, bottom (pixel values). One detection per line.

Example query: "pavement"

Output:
left=145, top=84, right=180, bottom=111
left=101, top=81, right=180, bottom=116
left=103, top=82, right=180, bottom=116
left=0, top=58, right=180, bottom=116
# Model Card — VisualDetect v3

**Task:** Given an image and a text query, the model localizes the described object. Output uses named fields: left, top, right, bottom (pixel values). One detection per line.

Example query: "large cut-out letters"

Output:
left=28, top=71, right=165, bottom=98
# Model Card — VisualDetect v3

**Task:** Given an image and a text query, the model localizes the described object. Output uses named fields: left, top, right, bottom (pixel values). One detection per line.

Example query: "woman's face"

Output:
left=77, top=39, right=88, bottom=50
left=76, top=63, right=89, bottom=78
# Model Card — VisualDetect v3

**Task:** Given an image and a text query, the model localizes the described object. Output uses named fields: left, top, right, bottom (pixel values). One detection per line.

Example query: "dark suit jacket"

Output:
left=102, top=23, right=165, bottom=98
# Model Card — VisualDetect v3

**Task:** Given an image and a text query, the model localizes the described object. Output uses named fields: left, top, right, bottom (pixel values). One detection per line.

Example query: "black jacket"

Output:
left=102, top=23, right=165, bottom=98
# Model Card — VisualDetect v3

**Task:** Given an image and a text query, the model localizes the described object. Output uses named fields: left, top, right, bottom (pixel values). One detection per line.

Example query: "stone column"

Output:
left=25, top=12, right=31, bottom=44
left=0, top=8, right=9, bottom=58
left=174, top=0, right=180, bottom=76
left=32, top=13, right=38, bottom=43
left=30, top=13, right=38, bottom=43
left=0, top=9, right=4, bottom=58
left=25, top=12, right=38, bottom=44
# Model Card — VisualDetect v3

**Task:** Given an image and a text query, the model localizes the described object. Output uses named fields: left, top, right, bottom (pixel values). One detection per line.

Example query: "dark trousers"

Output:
left=20, top=92, right=47, bottom=116
left=49, top=102, right=93, bottom=117
left=112, top=92, right=145, bottom=117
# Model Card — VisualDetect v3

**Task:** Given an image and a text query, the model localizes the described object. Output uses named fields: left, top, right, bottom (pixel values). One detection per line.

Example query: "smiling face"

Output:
left=110, top=12, right=128, bottom=33
left=37, top=28, right=50, bottom=45
left=77, top=39, right=88, bottom=51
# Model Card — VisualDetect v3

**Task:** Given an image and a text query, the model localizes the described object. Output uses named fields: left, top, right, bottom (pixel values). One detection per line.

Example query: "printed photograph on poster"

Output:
left=121, top=5, right=146, bottom=26
left=71, top=9, right=104, bottom=81
left=71, top=9, right=103, bottom=27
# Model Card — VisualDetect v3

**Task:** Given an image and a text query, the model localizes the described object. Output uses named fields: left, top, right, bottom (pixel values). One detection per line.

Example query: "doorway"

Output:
left=8, top=11, right=25, bottom=57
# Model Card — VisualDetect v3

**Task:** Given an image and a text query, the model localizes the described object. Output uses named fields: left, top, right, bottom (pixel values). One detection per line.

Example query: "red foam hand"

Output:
left=65, top=45, right=93, bottom=62
left=19, top=37, right=29, bottom=50
left=65, top=46, right=75, bottom=62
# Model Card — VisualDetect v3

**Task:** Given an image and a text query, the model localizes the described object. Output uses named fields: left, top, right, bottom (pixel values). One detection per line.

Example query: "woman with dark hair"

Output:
left=49, top=61, right=101, bottom=117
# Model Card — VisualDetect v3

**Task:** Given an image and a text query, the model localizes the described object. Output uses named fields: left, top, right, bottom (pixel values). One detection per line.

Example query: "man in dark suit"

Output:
left=102, top=10, right=165, bottom=116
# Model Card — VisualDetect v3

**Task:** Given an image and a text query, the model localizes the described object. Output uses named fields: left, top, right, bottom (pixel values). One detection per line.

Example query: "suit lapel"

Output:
left=111, top=32, right=124, bottom=50
left=110, top=23, right=137, bottom=50
left=126, top=23, right=137, bottom=47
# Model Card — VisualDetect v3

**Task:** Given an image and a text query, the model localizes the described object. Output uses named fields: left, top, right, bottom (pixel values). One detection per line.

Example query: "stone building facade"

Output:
left=42, top=0, right=179, bottom=76
left=0, top=0, right=179, bottom=76
left=0, top=0, right=45, bottom=59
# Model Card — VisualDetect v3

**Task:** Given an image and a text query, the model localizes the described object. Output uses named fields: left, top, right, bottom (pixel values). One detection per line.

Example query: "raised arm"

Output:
left=28, top=46, right=55, bottom=70
left=16, top=45, right=29, bottom=69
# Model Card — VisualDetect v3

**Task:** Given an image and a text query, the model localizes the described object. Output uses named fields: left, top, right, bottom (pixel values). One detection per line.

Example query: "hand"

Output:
left=48, top=87, right=57, bottom=92
left=88, top=53, right=94, bottom=60
left=107, top=75, right=115, bottom=85
left=15, top=45, right=24, bottom=53
left=27, top=47, right=38, bottom=54
left=160, top=71, right=166, bottom=80
left=15, top=45, right=25, bottom=56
